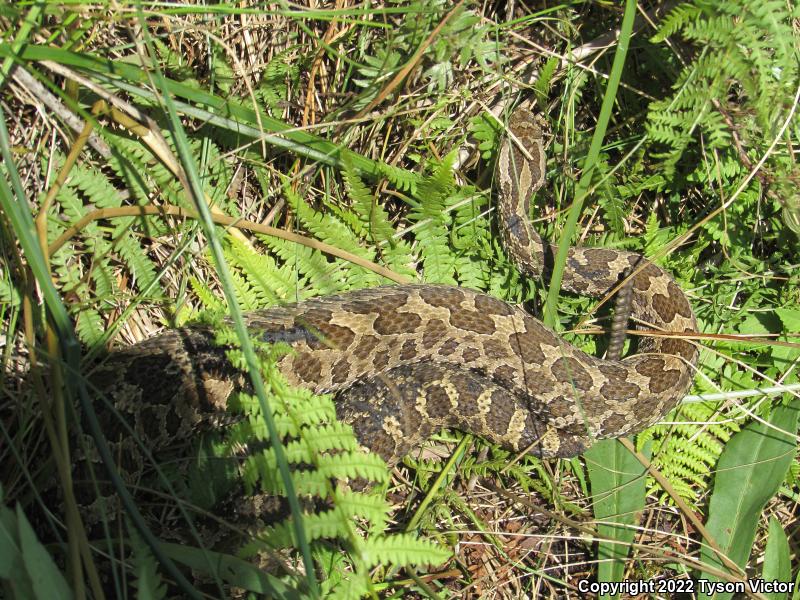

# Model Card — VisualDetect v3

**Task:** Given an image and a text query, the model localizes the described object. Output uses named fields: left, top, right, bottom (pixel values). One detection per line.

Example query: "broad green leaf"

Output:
left=0, top=501, right=20, bottom=580
left=762, top=517, right=791, bottom=600
left=0, top=502, right=29, bottom=597
left=586, top=438, right=649, bottom=598
left=699, top=403, right=800, bottom=599
left=773, top=309, right=800, bottom=367
left=775, top=308, right=800, bottom=332
left=16, top=504, right=72, bottom=600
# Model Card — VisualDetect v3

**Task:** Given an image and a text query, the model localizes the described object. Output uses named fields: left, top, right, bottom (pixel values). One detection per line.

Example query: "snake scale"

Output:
left=91, top=108, right=698, bottom=467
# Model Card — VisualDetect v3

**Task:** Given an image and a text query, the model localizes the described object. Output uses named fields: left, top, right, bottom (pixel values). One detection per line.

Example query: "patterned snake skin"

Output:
left=93, top=108, right=698, bottom=465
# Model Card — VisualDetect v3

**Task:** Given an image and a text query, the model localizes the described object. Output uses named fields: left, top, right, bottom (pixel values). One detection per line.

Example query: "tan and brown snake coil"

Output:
left=91, top=107, right=698, bottom=465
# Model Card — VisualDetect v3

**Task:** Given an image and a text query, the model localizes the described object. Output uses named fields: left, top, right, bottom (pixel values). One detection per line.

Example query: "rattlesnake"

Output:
left=92, top=107, right=698, bottom=466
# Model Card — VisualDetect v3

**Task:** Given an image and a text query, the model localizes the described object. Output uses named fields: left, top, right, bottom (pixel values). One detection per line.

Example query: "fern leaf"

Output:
left=75, top=308, right=105, bottom=347
left=90, top=255, right=117, bottom=299
left=259, top=234, right=344, bottom=296
left=651, top=3, right=703, bottom=42
left=360, top=534, right=450, bottom=568
left=282, top=176, right=383, bottom=288
left=323, top=573, right=371, bottom=600
left=341, top=160, right=396, bottom=243
left=116, top=231, right=163, bottom=297
left=69, top=162, right=124, bottom=209
left=534, top=55, right=559, bottom=106
left=226, top=236, right=298, bottom=306
left=334, top=488, right=391, bottom=534
left=127, top=521, right=168, bottom=600
left=257, top=508, right=352, bottom=548
left=258, top=47, right=299, bottom=114
left=469, top=112, right=502, bottom=160
left=189, top=276, right=227, bottom=314
left=316, top=452, right=390, bottom=484
left=377, top=161, right=418, bottom=193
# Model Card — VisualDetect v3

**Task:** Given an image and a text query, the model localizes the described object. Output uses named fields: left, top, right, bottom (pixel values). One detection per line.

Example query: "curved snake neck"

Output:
left=94, top=107, right=698, bottom=464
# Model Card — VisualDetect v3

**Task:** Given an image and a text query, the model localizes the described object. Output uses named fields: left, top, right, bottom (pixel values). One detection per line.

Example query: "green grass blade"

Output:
left=542, top=0, right=637, bottom=328
left=0, top=105, right=204, bottom=600
left=585, top=439, right=649, bottom=598
left=699, top=402, right=800, bottom=599
left=0, top=2, right=42, bottom=86
left=0, top=43, right=383, bottom=176
left=134, top=14, right=320, bottom=597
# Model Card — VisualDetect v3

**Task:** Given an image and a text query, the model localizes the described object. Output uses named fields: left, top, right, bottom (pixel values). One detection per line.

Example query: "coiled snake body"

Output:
left=94, top=108, right=698, bottom=464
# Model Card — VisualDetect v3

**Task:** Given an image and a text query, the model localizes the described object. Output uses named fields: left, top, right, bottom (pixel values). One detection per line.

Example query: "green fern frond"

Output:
left=322, top=571, right=370, bottom=600
left=469, top=112, right=502, bottom=160
left=449, top=188, right=497, bottom=289
left=229, top=391, right=338, bottom=443
left=461, top=450, right=554, bottom=496
left=650, top=3, right=702, bottom=42
left=377, top=161, right=419, bottom=193
left=334, top=488, right=391, bottom=534
left=227, top=267, right=260, bottom=311
left=116, top=232, right=163, bottom=297
left=360, top=534, right=451, bottom=568
left=340, top=159, right=396, bottom=243
left=206, top=327, right=451, bottom=577
left=639, top=400, right=741, bottom=504
left=647, top=0, right=798, bottom=191
left=316, top=452, right=390, bottom=483
left=189, top=275, right=227, bottom=314
left=52, top=170, right=89, bottom=225
left=336, top=162, right=418, bottom=277
left=534, top=55, right=560, bottom=107
left=245, top=430, right=361, bottom=478
left=74, top=307, right=104, bottom=347
left=200, top=140, right=235, bottom=212
left=90, top=257, right=117, bottom=299
left=106, top=133, right=186, bottom=214
left=256, top=507, right=353, bottom=549
left=304, top=422, right=362, bottom=454
left=281, top=182, right=354, bottom=249
left=127, top=520, right=168, bottom=600
left=281, top=176, right=384, bottom=288
left=406, top=151, right=460, bottom=284
left=68, top=162, right=125, bottom=209
left=258, top=47, right=300, bottom=114
left=43, top=156, right=172, bottom=341
left=225, top=236, right=300, bottom=306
